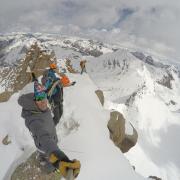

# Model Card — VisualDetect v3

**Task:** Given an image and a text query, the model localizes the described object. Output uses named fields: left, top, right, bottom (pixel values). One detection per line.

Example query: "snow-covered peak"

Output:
left=1, top=32, right=180, bottom=180
left=0, top=32, right=114, bottom=68
left=86, top=46, right=180, bottom=180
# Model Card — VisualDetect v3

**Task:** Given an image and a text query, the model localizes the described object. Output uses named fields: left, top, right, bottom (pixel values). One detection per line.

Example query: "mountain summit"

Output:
left=0, top=33, right=180, bottom=180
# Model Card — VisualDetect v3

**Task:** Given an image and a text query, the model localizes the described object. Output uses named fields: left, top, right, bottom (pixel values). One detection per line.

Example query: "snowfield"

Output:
left=0, top=73, right=144, bottom=180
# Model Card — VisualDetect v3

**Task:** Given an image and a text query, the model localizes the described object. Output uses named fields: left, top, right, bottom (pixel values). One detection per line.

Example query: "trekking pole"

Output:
left=66, top=169, right=74, bottom=180
left=61, top=148, right=84, bottom=154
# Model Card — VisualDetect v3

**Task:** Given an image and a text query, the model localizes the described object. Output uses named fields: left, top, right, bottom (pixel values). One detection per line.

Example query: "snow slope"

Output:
left=0, top=71, right=144, bottom=180
left=87, top=48, right=180, bottom=180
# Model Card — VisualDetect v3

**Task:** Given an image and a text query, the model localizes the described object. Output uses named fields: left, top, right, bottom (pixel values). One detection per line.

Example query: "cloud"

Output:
left=0, top=0, right=180, bottom=59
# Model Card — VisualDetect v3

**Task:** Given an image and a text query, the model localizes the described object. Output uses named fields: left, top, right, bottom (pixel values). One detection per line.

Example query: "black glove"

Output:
left=71, top=81, right=76, bottom=86
left=31, top=72, right=37, bottom=82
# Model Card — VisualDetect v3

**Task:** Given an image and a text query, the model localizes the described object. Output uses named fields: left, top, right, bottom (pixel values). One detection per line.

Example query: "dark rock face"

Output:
left=131, top=52, right=154, bottom=66
left=125, top=92, right=138, bottom=106
left=131, top=51, right=176, bottom=71
left=131, top=51, right=146, bottom=60
left=20, top=45, right=28, bottom=54
left=0, top=38, right=14, bottom=50
left=125, top=84, right=145, bottom=106
left=63, top=40, right=71, bottom=44
left=148, top=175, right=162, bottom=180
left=0, top=53, right=7, bottom=66
left=86, top=49, right=103, bottom=57
left=146, top=56, right=154, bottom=65
left=169, top=100, right=176, bottom=105
left=157, top=71, right=174, bottom=89
left=62, top=39, right=104, bottom=57
left=0, top=39, right=14, bottom=66
left=71, top=41, right=103, bottom=57
left=104, top=58, right=129, bottom=74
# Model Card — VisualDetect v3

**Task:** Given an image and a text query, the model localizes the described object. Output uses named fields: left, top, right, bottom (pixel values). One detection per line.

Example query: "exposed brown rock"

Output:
left=108, top=111, right=125, bottom=147
left=95, top=90, right=104, bottom=106
left=65, top=59, right=78, bottom=73
left=120, top=126, right=138, bottom=153
left=11, top=152, right=61, bottom=180
left=0, top=43, right=56, bottom=102
left=107, top=111, right=138, bottom=153
left=0, top=91, right=13, bottom=102
left=2, top=134, right=11, bottom=145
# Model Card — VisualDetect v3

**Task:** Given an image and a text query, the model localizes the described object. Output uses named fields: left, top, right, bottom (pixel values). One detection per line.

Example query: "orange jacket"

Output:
left=60, top=75, right=70, bottom=87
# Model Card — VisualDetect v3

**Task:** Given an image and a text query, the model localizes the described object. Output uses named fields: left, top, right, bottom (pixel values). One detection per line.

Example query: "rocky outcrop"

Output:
left=70, top=40, right=103, bottom=57
left=0, top=38, right=14, bottom=65
left=148, top=175, right=162, bottom=180
left=0, top=43, right=56, bottom=102
left=95, top=90, right=138, bottom=152
left=2, top=134, right=11, bottom=145
left=95, top=89, right=104, bottom=106
left=107, top=111, right=138, bottom=153
left=11, top=152, right=61, bottom=180
left=157, top=71, right=174, bottom=89
left=95, top=90, right=137, bottom=153
left=131, top=51, right=146, bottom=60
left=131, top=52, right=154, bottom=65
left=65, top=59, right=78, bottom=73
left=146, top=56, right=154, bottom=65
left=0, top=91, right=13, bottom=102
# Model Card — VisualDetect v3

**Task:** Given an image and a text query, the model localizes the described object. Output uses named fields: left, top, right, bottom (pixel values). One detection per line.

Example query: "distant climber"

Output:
left=41, top=63, right=76, bottom=126
left=18, top=79, right=80, bottom=178
left=80, top=60, right=87, bottom=74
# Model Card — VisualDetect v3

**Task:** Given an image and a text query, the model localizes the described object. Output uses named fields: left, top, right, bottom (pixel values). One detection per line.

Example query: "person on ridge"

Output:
left=18, top=79, right=80, bottom=178
left=80, top=60, right=87, bottom=74
left=41, top=63, right=76, bottom=126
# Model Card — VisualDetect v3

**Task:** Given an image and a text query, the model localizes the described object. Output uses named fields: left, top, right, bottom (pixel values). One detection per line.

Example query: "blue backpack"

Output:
left=41, top=69, right=62, bottom=97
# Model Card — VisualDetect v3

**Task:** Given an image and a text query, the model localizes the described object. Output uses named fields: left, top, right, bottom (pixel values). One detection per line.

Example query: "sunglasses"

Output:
left=35, top=95, right=47, bottom=101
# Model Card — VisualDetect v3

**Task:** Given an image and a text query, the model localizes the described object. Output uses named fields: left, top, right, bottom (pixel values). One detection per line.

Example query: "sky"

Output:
left=0, top=0, right=180, bottom=59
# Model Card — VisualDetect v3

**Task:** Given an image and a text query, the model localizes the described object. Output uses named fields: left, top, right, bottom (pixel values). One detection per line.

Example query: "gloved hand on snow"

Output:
left=49, top=150, right=81, bottom=178
left=59, top=160, right=81, bottom=178
left=71, top=81, right=76, bottom=86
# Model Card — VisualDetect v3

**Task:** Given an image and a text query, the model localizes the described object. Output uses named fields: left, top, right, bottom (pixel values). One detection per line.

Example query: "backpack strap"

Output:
left=47, top=80, right=61, bottom=97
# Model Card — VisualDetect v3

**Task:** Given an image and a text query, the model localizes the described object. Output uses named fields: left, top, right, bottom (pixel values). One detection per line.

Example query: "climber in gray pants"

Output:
left=18, top=80, right=80, bottom=178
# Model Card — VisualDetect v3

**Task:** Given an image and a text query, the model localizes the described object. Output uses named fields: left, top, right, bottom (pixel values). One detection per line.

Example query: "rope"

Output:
left=61, top=148, right=84, bottom=154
